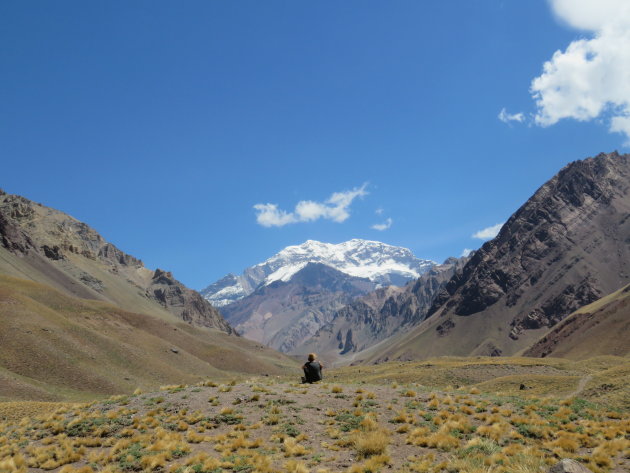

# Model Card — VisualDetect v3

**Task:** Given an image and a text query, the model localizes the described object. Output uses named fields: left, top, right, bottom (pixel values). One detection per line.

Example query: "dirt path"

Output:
left=567, top=374, right=592, bottom=398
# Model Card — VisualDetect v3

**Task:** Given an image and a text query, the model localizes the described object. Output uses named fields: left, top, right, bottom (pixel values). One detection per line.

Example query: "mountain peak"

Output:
left=202, top=239, right=435, bottom=307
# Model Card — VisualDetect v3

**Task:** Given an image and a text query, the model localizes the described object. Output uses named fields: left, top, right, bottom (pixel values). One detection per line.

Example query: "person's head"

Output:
left=308, top=353, right=317, bottom=362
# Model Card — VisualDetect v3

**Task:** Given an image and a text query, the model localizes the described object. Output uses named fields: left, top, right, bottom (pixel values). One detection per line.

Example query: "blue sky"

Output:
left=2, top=1, right=629, bottom=290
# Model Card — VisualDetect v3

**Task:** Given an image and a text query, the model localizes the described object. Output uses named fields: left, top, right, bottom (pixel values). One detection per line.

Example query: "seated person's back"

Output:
left=302, top=353, right=324, bottom=383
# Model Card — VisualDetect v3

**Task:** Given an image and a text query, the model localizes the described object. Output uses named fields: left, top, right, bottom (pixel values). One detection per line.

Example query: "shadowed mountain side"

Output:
left=523, top=283, right=630, bottom=359
left=0, top=275, right=297, bottom=402
left=361, top=152, right=630, bottom=362
left=220, top=263, right=377, bottom=352
left=299, top=257, right=467, bottom=365
left=0, top=190, right=231, bottom=333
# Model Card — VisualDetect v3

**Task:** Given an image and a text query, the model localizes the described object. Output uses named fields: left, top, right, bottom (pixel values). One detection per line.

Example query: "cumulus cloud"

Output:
left=472, top=223, right=504, bottom=240
left=498, top=108, right=525, bottom=123
left=371, top=218, right=393, bottom=231
left=461, top=248, right=473, bottom=257
left=254, top=184, right=368, bottom=227
left=531, top=0, right=630, bottom=141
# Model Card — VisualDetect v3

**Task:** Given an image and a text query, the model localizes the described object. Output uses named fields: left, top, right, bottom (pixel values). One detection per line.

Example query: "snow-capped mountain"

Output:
left=201, top=239, right=435, bottom=307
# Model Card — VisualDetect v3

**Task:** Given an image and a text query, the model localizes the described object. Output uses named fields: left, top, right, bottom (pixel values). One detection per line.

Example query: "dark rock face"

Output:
left=0, top=211, right=33, bottom=254
left=340, top=329, right=355, bottom=354
left=42, top=245, right=64, bottom=260
left=435, top=319, right=455, bottom=337
left=98, top=243, right=143, bottom=267
left=428, top=151, right=630, bottom=339
left=148, top=269, right=233, bottom=333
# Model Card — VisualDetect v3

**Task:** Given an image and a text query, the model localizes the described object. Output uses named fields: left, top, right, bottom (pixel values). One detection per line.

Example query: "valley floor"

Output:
left=0, top=356, right=628, bottom=473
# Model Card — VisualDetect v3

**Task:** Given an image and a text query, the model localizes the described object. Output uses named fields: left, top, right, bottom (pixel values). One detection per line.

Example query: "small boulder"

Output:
left=170, top=348, right=179, bottom=354
left=548, top=459, right=593, bottom=473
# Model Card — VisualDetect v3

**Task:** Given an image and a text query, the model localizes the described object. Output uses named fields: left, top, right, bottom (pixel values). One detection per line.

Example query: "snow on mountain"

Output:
left=201, top=239, right=435, bottom=307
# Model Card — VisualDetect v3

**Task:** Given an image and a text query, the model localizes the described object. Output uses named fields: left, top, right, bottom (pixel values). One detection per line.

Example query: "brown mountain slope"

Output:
left=0, top=274, right=297, bottom=402
left=221, top=262, right=377, bottom=353
left=300, top=257, right=467, bottom=366
left=523, top=283, right=630, bottom=359
left=362, top=151, right=630, bottom=362
left=0, top=190, right=231, bottom=332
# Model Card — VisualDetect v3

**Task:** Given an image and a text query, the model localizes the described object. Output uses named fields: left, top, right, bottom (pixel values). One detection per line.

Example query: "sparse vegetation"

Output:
left=0, top=357, right=628, bottom=473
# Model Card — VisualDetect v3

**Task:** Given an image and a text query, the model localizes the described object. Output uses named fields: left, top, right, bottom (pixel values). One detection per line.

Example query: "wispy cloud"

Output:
left=472, top=223, right=504, bottom=240
left=461, top=248, right=473, bottom=257
left=498, top=108, right=525, bottom=124
left=371, top=217, right=393, bottom=231
left=375, top=207, right=384, bottom=215
left=254, top=184, right=368, bottom=227
left=531, top=0, right=630, bottom=142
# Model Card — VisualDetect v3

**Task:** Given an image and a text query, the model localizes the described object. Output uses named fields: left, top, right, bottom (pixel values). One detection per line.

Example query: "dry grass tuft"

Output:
left=351, top=429, right=391, bottom=459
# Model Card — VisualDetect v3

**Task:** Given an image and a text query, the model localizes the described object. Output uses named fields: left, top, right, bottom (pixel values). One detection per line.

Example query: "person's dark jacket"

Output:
left=302, top=361, right=323, bottom=383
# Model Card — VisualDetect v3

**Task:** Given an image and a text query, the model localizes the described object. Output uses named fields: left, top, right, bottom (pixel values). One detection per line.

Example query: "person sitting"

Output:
left=301, top=353, right=324, bottom=384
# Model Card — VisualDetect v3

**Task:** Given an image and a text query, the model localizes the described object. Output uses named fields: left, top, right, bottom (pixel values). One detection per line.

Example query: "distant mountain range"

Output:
left=202, top=239, right=437, bottom=352
left=201, top=239, right=435, bottom=307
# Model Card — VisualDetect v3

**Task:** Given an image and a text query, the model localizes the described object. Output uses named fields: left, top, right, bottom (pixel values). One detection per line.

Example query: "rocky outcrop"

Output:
left=340, top=329, right=355, bottom=354
left=149, top=269, right=232, bottom=332
left=0, top=211, right=34, bottom=254
left=548, top=459, right=593, bottom=473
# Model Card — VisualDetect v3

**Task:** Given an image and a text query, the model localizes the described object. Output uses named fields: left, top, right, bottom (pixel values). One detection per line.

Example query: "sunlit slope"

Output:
left=0, top=275, right=297, bottom=402
left=329, top=356, right=629, bottom=410
left=0, top=245, right=171, bottom=321
left=0, top=191, right=231, bottom=332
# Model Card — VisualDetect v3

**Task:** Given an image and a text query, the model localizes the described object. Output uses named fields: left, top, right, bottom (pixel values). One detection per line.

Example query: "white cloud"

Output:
left=461, top=248, right=473, bottom=257
left=498, top=108, right=525, bottom=123
left=253, top=203, right=297, bottom=227
left=254, top=184, right=368, bottom=227
left=472, top=223, right=504, bottom=240
left=371, top=218, right=393, bottom=231
left=375, top=207, right=384, bottom=215
left=531, top=0, right=630, bottom=141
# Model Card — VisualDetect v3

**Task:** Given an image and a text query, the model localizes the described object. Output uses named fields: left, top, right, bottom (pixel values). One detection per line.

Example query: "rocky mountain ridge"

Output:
left=299, top=256, right=468, bottom=364
left=0, top=190, right=232, bottom=333
left=201, top=239, right=435, bottom=307
left=361, top=151, right=630, bottom=363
